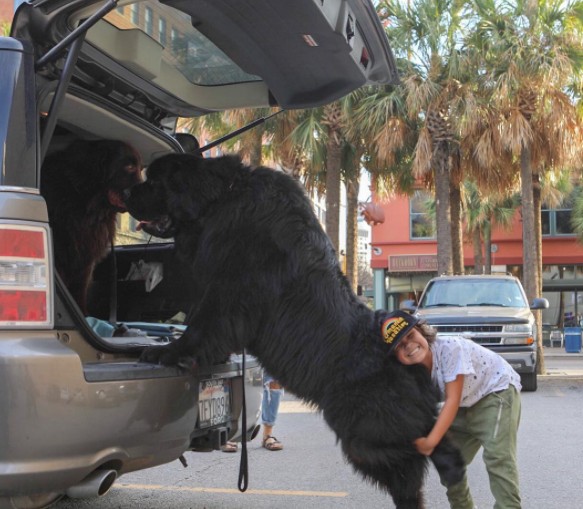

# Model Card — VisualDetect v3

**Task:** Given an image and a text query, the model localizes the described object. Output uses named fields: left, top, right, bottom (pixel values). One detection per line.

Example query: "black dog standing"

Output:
left=125, top=154, right=464, bottom=508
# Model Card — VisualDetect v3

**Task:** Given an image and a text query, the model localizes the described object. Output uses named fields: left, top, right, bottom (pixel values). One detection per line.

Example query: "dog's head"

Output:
left=97, top=140, right=143, bottom=212
left=46, top=139, right=143, bottom=212
left=125, top=153, right=242, bottom=238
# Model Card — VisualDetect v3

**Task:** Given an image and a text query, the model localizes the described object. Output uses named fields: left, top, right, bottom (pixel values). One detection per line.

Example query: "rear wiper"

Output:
left=424, top=303, right=463, bottom=308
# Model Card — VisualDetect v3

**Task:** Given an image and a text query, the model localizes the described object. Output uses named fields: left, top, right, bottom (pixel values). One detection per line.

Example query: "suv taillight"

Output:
left=0, top=224, right=53, bottom=328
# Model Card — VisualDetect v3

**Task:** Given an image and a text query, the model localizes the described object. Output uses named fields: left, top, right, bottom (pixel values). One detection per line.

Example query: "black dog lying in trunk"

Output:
left=125, top=154, right=464, bottom=508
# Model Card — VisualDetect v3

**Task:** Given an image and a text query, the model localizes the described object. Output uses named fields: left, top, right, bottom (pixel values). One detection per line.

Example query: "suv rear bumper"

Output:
left=0, top=333, right=261, bottom=497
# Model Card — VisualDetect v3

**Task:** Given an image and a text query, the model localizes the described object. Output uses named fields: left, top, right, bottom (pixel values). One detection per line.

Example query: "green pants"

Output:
left=439, top=386, right=522, bottom=509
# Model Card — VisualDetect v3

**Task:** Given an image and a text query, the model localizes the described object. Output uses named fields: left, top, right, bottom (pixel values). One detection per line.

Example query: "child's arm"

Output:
left=414, top=374, right=464, bottom=456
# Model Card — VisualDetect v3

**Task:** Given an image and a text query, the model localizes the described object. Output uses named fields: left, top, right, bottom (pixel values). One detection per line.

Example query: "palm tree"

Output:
left=379, top=0, right=478, bottom=275
left=468, top=0, right=583, bottom=373
left=463, top=179, right=519, bottom=274
left=350, top=82, right=420, bottom=197
left=284, top=101, right=348, bottom=254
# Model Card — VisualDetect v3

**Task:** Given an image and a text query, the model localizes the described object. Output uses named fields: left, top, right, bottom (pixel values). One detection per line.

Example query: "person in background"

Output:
left=384, top=310, right=522, bottom=509
left=222, top=370, right=284, bottom=452
left=260, top=372, right=284, bottom=451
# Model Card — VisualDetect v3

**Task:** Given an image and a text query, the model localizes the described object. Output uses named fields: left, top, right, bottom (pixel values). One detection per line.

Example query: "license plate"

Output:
left=198, top=378, right=231, bottom=428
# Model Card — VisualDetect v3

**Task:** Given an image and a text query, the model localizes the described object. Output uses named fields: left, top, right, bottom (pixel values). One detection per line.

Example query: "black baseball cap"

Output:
left=380, top=310, right=420, bottom=354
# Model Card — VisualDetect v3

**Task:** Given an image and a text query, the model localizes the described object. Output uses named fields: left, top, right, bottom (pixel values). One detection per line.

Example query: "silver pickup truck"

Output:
left=401, top=274, right=549, bottom=392
left=0, top=0, right=398, bottom=507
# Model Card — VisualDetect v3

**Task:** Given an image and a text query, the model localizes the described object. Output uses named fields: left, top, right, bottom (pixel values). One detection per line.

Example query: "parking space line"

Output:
left=117, top=483, right=348, bottom=498
left=279, top=400, right=318, bottom=413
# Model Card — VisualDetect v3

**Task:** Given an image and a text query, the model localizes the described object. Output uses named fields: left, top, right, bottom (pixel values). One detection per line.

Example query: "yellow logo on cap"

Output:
left=382, top=316, right=408, bottom=345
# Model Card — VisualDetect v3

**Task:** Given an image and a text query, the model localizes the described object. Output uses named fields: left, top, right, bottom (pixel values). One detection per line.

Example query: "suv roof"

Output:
left=428, top=274, right=516, bottom=281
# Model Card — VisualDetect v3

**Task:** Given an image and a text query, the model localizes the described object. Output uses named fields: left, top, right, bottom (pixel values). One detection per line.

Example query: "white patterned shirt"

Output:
left=431, top=335, right=522, bottom=407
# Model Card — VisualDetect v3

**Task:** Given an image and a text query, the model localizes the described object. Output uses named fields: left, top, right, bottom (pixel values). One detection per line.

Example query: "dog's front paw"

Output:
left=140, top=344, right=181, bottom=366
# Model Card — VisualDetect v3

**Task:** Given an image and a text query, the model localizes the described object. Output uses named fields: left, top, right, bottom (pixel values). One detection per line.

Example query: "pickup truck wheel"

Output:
left=520, top=371, right=538, bottom=392
left=0, top=493, right=63, bottom=509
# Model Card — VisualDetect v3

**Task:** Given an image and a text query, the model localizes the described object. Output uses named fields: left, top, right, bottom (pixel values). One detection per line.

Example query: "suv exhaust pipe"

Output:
left=66, top=469, right=117, bottom=499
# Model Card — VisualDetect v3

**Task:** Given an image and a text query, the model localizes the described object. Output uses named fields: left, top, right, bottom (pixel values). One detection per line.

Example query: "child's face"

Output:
left=394, top=327, right=431, bottom=366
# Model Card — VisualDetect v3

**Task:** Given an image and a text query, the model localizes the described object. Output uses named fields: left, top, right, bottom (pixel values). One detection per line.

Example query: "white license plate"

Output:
left=198, top=378, right=231, bottom=428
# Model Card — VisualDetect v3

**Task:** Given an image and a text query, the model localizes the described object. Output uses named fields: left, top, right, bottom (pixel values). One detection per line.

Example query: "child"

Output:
left=382, top=310, right=522, bottom=509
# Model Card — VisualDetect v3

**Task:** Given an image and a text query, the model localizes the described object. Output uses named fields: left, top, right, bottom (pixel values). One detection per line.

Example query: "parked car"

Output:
left=0, top=1, right=397, bottom=507
left=401, top=274, right=549, bottom=392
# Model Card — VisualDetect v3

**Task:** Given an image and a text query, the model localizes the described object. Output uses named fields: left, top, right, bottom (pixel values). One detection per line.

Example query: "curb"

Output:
left=539, top=374, right=583, bottom=381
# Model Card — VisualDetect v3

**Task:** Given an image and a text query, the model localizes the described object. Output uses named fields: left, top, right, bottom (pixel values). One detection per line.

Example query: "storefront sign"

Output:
left=389, top=254, right=438, bottom=272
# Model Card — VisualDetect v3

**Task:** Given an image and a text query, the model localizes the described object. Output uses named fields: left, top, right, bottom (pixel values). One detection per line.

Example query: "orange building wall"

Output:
left=0, top=0, right=13, bottom=25
left=370, top=195, right=583, bottom=270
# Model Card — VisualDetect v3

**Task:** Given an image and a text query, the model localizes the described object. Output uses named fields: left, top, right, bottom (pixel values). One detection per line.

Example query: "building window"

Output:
left=542, top=195, right=576, bottom=236
left=410, top=191, right=436, bottom=239
left=158, top=18, right=167, bottom=45
left=130, top=4, right=139, bottom=25
left=144, top=7, right=153, bottom=35
left=171, top=28, right=179, bottom=51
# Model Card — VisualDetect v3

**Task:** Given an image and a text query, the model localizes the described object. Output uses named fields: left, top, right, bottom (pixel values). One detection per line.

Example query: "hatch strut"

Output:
left=35, top=0, right=118, bottom=70
left=195, top=109, right=285, bottom=155
left=38, top=0, right=119, bottom=163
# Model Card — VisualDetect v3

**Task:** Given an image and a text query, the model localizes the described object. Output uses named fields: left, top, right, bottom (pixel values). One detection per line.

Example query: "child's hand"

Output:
left=414, top=437, right=435, bottom=456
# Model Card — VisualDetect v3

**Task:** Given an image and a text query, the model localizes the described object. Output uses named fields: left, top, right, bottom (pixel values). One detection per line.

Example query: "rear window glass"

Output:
left=104, top=0, right=261, bottom=86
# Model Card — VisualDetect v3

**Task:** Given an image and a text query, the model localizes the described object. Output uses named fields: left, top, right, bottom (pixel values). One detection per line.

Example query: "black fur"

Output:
left=125, top=154, right=464, bottom=508
left=41, top=139, right=142, bottom=313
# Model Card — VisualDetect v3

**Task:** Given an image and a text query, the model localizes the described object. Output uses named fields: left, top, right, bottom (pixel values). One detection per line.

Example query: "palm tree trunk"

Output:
left=325, top=130, right=342, bottom=253
left=520, top=147, right=543, bottom=374
left=434, top=141, right=453, bottom=275
left=472, top=227, right=483, bottom=274
left=520, top=148, right=537, bottom=297
left=450, top=179, right=464, bottom=274
left=483, top=220, right=492, bottom=274
left=345, top=174, right=360, bottom=291
left=248, top=124, right=264, bottom=168
left=532, top=169, right=545, bottom=374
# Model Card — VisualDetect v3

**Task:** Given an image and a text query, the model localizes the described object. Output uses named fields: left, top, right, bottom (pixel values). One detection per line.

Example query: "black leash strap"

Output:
left=237, top=349, right=249, bottom=492
left=108, top=242, right=117, bottom=325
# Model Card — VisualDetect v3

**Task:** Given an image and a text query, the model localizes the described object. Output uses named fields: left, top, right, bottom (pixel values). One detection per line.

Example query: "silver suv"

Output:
left=401, top=275, right=549, bottom=392
left=0, top=1, right=397, bottom=507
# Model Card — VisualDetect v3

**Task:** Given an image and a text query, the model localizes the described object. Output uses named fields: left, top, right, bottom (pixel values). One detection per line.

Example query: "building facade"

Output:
left=370, top=190, right=583, bottom=336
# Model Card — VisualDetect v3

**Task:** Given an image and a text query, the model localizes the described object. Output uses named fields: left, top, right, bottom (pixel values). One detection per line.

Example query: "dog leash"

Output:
left=238, top=349, right=249, bottom=492
left=108, top=242, right=117, bottom=325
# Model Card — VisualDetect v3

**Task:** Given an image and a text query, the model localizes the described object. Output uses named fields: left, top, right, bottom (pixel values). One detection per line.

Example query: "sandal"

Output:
left=262, top=435, right=283, bottom=451
left=221, top=441, right=238, bottom=453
